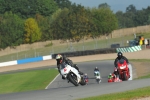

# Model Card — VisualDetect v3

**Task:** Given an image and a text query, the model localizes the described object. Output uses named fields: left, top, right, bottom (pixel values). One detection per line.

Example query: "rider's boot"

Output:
left=79, top=71, right=84, bottom=75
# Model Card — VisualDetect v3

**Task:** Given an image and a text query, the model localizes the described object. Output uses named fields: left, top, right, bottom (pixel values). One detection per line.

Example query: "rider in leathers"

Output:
left=56, top=54, right=82, bottom=79
left=114, top=52, right=130, bottom=78
left=63, top=55, right=80, bottom=72
left=114, top=52, right=129, bottom=68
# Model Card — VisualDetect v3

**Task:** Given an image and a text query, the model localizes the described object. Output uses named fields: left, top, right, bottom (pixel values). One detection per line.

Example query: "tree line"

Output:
left=0, top=0, right=149, bottom=49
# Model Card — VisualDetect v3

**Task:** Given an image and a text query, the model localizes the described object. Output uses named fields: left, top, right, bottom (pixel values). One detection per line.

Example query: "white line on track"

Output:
left=45, top=74, right=60, bottom=89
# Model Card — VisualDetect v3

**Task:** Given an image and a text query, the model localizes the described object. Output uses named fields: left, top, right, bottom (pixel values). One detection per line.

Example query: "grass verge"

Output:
left=79, top=86, right=150, bottom=100
left=137, top=74, right=150, bottom=79
left=0, top=69, right=58, bottom=94
left=129, top=59, right=150, bottom=62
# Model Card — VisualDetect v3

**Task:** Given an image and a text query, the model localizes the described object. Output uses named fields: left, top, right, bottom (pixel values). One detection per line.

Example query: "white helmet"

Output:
left=84, top=73, right=87, bottom=76
left=109, top=73, right=112, bottom=75
left=56, top=54, right=62, bottom=60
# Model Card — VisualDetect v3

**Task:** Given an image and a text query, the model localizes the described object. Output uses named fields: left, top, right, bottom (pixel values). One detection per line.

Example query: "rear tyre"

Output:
left=96, top=79, right=99, bottom=84
left=67, top=73, right=79, bottom=86
left=80, top=77, right=86, bottom=86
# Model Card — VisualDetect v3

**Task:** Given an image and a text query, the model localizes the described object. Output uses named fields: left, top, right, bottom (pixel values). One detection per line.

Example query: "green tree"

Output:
left=54, top=0, right=72, bottom=9
left=0, top=12, right=24, bottom=49
left=24, top=18, right=41, bottom=43
left=0, top=0, right=58, bottom=18
left=69, top=5, right=90, bottom=42
left=35, top=14, right=50, bottom=41
left=98, top=3, right=110, bottom=9
left=90, top=8, right=118, bottom=36
left=115, top=11, right=125, bottom=28
left=50, top=8, right=71, bottom=40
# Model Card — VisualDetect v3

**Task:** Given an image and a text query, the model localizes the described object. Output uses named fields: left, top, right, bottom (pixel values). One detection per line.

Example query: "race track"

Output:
left=0, top=60, right=150, bottom=100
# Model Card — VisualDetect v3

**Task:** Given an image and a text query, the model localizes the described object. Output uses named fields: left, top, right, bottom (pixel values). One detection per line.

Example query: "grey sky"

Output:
left=70, top=0, right=150, bottom=13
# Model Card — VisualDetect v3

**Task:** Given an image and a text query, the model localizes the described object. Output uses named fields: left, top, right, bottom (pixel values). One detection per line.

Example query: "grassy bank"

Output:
left=130, top=59, right=150, bottom=62
left=137, top=73, right=150, bottom=79
left=79, top=86, right=150, bottom=100
left=0, top=69, right=58, bottom=94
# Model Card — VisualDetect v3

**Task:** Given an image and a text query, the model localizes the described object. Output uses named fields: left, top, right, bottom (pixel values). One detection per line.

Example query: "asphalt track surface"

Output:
left=0, top=60, right=150, bottom=100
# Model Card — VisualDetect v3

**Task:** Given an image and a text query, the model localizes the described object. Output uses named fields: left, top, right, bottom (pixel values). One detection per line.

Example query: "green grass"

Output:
left=0, top=69, right=58, bottom=94
left=138, top=74, right=150, bottom=79
left=0, top=32, right=150, bottom=62
left=79, top=86, right=150, bottom=100
left=129, top=59, right=150, bottom=79
left=129, top=59, right=150, bottom=62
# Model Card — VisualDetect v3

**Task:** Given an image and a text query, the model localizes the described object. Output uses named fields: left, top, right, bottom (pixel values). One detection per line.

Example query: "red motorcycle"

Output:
left=84, top=78, right=88, bottom=85
left=83, top=74, right=89, bottom=85
left=117, top=59, right=130, bottom=81
left=108, top=78, right=113, bottom=83
left=108, top=73, right=114, bottom=83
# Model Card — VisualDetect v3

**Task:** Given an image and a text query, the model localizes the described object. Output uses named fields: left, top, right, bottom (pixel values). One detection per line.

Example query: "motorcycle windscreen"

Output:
left=95, top=72, right=100, bottom=76
left=119, top=59, right=126, bottom=64
left=117, top=59, right=127, bottom=69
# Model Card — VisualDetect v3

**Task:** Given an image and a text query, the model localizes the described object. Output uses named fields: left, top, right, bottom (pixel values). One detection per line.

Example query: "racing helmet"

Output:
left=84, top=73, right=87, bottom=76
left=95, top=67, right=98, bottom=69
left=109, top=73, right=112, bottom=75
left=117, top=52, right=123, bottom=59
left=56, top=54, right=63, bottom=63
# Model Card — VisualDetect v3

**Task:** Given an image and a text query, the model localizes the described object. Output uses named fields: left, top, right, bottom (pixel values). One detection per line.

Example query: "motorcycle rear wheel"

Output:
left=80, top=77, right=86, bottom=86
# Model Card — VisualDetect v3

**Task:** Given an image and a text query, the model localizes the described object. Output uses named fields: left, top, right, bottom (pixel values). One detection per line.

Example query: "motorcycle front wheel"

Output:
left=123, top=72, right=127, bottom=81
left=67, top=73, right=79, bottom=86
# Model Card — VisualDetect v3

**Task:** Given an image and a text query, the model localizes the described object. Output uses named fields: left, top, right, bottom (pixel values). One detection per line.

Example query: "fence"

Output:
left=0, top=25, right=150, bottom=62
left=0, top=38, right=130, bottom=62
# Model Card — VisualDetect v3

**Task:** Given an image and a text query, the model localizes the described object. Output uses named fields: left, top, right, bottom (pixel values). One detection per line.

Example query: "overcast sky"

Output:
left=70, top=0, right=150, bottom=13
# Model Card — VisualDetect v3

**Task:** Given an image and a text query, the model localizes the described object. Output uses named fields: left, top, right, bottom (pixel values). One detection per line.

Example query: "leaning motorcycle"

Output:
left=60, top=63, right=86, bottom=86
left=117, top=59, right=130, bottom=81
left=94, top=71, right=101, bottom=84
left=108, top=77, right=113, bottom=83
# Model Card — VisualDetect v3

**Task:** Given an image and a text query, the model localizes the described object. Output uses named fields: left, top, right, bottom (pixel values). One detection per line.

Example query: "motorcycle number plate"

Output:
left=120, top=66, right=126, bottom=69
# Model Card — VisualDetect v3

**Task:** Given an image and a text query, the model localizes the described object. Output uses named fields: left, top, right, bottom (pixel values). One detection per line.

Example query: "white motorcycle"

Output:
left=60, top=63, right=86, bottom=86
left=94, top=71, right=101, bottom=84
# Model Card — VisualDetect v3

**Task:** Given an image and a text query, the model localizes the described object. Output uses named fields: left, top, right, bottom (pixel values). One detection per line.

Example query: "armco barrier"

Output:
left=0, top=46, right=142, bottom=67
left=0, top=55, right=52, bottom=67
left=52, top=48, right=116, bottom=59
left=116, top=45, right=142, bottom=53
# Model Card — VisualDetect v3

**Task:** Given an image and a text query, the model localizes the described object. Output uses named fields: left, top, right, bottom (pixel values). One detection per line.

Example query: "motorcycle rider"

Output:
left=83, top=73, right=89, bottom=85
left=63, top=55, right=80, bottom=73
left=108, top=73, right=113, bottom=79
left=114, top=52, right=129, bottom=68
left=56, top=54, right=82, bottom=79
left=94, top=67, right=100, bottom=76
left=113, top=67, right=119, bottom=77
left=94, top=67, right=99, bottom=71
left=114, top=52, right=130, bottom=78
